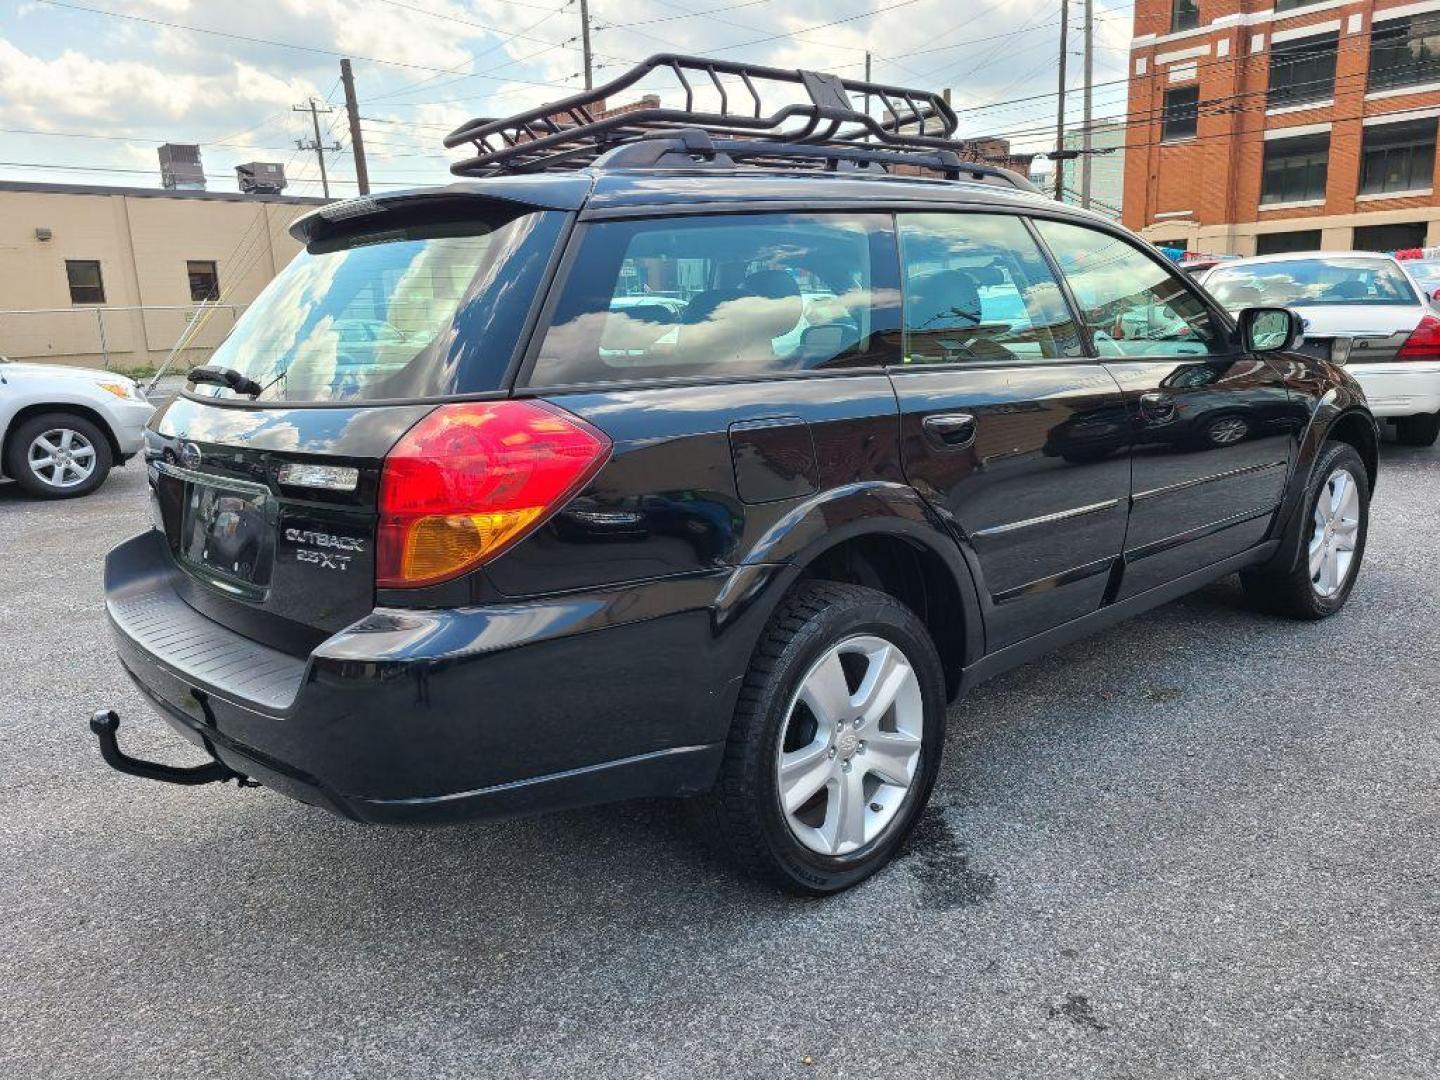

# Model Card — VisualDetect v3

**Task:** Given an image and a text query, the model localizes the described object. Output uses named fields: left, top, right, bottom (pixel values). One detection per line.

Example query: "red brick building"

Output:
left=1124, top=0, right=1440, bottom=255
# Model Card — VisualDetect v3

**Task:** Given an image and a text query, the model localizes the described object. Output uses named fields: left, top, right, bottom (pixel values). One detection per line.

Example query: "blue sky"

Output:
left=1, top=0, right=1135, bottom=196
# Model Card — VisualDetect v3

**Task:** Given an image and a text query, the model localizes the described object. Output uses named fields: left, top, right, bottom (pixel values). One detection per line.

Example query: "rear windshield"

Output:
left=528, top=213, right=898, bottom=387
left=1405, top=260, right=1440, bottom=287
left=1205, top=258, right=1418, bottom=308
left=191, top=210, right=563, bottom=402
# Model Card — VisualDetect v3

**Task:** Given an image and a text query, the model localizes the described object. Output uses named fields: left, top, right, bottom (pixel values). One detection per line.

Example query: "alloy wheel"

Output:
left=27, top=428, right=97, bottom=490
left=1309, top=467, right=1360, bottom=598
left=775, top=635, right=925, bottom=856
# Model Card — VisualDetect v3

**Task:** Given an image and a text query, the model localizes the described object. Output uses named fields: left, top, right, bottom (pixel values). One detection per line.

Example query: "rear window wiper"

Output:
left=188, top=365, right=263, bottom=398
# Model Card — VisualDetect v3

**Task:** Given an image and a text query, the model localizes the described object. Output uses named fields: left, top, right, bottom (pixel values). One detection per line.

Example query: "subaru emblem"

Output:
left=179, top=442, right=203, bottom=469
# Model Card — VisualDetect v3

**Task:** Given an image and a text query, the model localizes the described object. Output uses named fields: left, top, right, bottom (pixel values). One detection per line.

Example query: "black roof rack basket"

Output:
left=443, top=53, right=1039, bottom=191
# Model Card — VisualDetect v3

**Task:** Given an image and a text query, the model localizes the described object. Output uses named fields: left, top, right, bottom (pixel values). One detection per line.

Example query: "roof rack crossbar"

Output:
left=442, top=53, right=1037, bottom=193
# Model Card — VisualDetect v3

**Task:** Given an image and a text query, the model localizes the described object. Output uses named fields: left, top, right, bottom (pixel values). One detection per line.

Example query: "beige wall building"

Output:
left=0, top=181, right=326, bottom=371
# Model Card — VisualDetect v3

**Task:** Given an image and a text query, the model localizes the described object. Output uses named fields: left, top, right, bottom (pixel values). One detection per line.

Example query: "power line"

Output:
left=363, top=6, right=575, bottom=104
left=32, top=0, right=580, bottom=89
left=0, top=160, right=438, bottom=186
left=704, top=0, right=928, bottom=54
left=0, top=127, right=299, bottom=153
left=957, top=40, right=1406, bottom=148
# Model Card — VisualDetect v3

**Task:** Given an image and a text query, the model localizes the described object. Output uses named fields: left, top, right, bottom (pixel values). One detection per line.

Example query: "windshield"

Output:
left=191, top=210, right=562, bottom=402
left=1204, top=257, right=1418, bottom=309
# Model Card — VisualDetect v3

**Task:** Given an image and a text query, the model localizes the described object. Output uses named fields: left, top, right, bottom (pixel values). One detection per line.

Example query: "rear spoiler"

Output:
left=289, top=176, right=592, bottom=248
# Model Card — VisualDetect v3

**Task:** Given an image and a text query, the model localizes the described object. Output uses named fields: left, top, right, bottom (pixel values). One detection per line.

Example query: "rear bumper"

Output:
left=1347, top=362, right=1440, bottom=417
left=105, top=530, right=765, bottom=824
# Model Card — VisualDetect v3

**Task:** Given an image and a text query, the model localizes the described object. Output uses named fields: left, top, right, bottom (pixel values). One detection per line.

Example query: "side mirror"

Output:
left=1238, top=306, right=1301, bottom=353
left=1431, top=287, right=1440, bottom=305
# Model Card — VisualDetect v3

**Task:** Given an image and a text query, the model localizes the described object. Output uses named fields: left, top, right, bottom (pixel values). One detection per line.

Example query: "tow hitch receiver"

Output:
left=89, top=709, right=258, bottom=787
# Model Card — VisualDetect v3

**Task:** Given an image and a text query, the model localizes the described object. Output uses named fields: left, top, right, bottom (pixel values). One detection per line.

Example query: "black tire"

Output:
left=1241, top=442, right=1369, bottom=619
left=3, top=412, right=113, bottom=499
left=1394, top=411, right=1440, bottom=448
left=700, top=581, right=947, bottom=894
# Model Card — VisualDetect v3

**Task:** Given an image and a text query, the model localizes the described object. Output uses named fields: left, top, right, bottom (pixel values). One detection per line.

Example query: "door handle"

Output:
left=1139, top=392, right=1176, bottom=419
left=923, top=412, right=977, bottom=449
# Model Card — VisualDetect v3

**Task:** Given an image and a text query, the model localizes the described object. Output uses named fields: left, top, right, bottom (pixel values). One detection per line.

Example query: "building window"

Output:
left=1267, top=32, right=1338, bottom=109
left=1353, top=222, right=1428, bottom=252
left=187, top=260, right=220, bottom=301
left=1171, top=0, right=1199, bottom=33
left=1275, top=0, right=1324, bottom=11
left=1256, top=230, right=1322, bottom=255
left=65, top=260, right=105, bottom=304
left=1261, top=132, right=1330, bottom=204
left=1360, top=119, right=1437, bottom=195
left=1369, top=14, right=1440, bottom=94
left=1162, top=86, right=1200, bottom=142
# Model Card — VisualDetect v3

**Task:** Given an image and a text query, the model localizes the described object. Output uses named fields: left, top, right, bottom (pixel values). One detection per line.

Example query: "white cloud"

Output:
left=2, top=0, right=1135, bottom=191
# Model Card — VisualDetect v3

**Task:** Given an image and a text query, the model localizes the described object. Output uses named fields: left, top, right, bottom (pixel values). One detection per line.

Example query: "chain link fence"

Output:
left=0, top=303, right=248, bottom=373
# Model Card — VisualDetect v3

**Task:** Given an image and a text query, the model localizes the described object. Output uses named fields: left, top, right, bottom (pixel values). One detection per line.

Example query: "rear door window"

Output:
left=896, top=212, right=1084, bottom=364
left=528, top=213, right=896, bottom=387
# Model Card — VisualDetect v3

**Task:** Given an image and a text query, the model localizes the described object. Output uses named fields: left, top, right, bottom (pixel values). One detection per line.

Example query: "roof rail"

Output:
left=443, top=54, right=1040, bottom=193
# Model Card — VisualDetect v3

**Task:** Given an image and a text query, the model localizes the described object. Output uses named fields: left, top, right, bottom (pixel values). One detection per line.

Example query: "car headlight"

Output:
left=97, top=381, right=141, bottom=401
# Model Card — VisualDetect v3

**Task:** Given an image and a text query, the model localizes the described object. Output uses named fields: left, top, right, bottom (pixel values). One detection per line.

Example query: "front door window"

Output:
left=1032, top=220, right=1225, bottom=358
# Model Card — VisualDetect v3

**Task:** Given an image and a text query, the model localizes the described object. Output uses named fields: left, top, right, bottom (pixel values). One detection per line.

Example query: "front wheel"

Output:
left=4, top=412, right=113, bottom=499
left=702, top=581, right=947, bottom=894
left=1241, top=442, right=1369, bottom=619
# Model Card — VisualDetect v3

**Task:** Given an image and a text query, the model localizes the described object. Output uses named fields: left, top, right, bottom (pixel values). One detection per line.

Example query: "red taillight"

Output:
left=377, top=400, right=611, bottom=589
left=1398, top=314, right=1440, bottom=361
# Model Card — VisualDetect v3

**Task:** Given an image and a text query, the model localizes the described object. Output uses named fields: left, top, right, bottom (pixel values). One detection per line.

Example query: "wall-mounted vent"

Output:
left=236, top=161, right=288, bottom=195
left=159, top=143, right=205, bottom=190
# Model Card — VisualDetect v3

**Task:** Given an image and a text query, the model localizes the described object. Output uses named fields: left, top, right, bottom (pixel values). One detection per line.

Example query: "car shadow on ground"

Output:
left=98, top=572, right=1267, bottom=938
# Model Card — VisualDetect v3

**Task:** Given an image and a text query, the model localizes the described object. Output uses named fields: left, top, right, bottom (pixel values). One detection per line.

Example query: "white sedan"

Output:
left=0, top=358, right=155, bottom=498
left=1201, top=252, right=1440, bottom=446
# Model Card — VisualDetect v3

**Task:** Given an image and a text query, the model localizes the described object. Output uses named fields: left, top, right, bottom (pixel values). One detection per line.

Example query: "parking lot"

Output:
left=2, top=443, right=1438, bottom=1079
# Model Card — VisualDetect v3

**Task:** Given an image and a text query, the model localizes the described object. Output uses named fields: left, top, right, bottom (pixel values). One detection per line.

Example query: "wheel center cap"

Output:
left=836, top=729, right=859, bottom=760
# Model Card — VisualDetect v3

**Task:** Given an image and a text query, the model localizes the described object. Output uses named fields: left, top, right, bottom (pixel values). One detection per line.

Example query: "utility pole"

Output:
left=864, top=51, right=872, bottom=123
left=294, top=97, right=341, bottom=199
left=1081, top=0, right=1094, bottom=209
left=340, top=59, right=370, bottom=196
left=579, top=0, right=594, bottom=90
left=1054, top=0, right=1068, bottom=202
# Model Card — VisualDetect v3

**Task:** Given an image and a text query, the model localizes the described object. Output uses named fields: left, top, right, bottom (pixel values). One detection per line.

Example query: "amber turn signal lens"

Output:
left=394, top=509, right=543, bottom=585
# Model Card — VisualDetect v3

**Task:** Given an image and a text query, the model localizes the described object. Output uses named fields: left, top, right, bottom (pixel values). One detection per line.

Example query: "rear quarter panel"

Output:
left=486, top=375, right=906, bottom=596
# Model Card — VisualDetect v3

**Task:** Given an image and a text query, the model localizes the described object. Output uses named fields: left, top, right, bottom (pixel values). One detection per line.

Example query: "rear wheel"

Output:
left=1241, top=442, right=1369, bottom=619
left=702, top=581, right=946, bottom=894
left=4, top=412, right=113, bottom=499
left=1394, top=411, right=1440, bottom=447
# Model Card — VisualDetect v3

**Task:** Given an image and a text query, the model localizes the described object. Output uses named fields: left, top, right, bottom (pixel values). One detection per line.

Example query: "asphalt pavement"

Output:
left=2, top=443, right=1438, bottom=1079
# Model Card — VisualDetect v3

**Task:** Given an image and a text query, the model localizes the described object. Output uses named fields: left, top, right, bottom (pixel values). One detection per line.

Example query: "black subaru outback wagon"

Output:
left=94, top=56, right=1378, bottom=893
